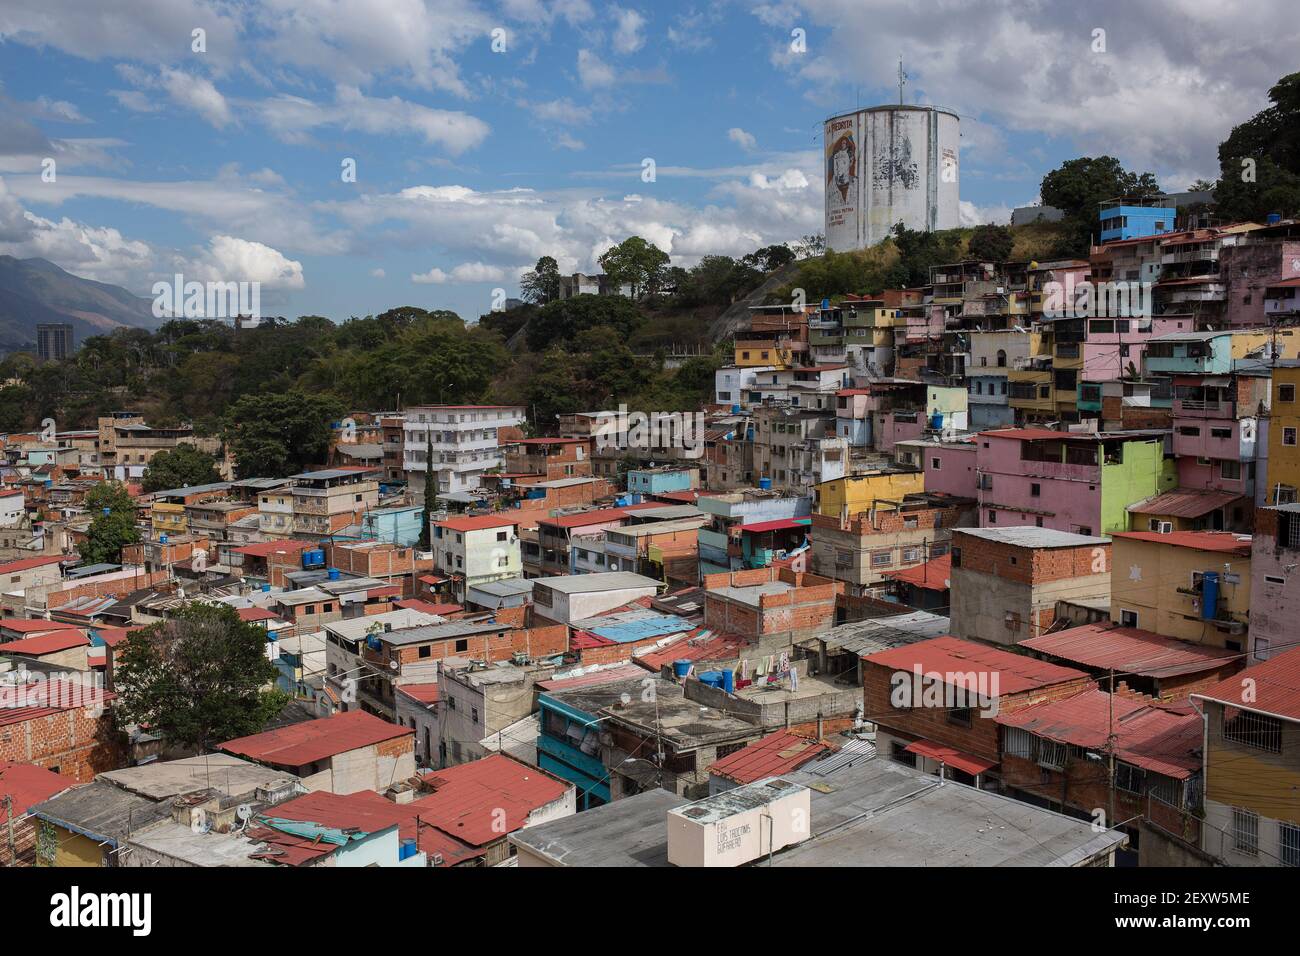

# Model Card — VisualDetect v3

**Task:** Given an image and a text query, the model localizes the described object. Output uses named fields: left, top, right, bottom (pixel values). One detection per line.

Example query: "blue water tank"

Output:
left=821, top=298, right=830, bottom=311
left=698, top=670, right=724, bottom=688
left=731, top=404, right=741, bottom=414
left=302, top=549, right=325, bottom=569
left=672, top=659, right=692, bottom=679
left=399, top=838, right=418, bottom=861
left=261, top=583, right=272, bottom=592
left=1201, top=571, right=1219, bottom=620
left=159, top=533, right=168, bottom=544
left=759, top=476, right=772, bottom=491
left=1267, top=213, right=1282, bottom=225
left=266, top=629, right=278, bottom=642
left=327, top=567, right=341, bottom=581
left=930, top=412, right=944, bottom=431
left=722, top=669, right=734, bottom=694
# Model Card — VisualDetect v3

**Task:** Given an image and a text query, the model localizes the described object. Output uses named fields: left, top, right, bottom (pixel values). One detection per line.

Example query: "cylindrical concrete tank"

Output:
left=824, top=105, right=960, bottom=251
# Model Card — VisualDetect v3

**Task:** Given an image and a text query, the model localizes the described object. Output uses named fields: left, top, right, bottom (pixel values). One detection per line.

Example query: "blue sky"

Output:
left=0, top=0, right=1296, bottom=323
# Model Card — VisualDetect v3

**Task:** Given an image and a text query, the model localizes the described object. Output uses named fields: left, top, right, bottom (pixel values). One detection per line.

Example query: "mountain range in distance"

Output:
left=0, top=256, right=159, bottom=354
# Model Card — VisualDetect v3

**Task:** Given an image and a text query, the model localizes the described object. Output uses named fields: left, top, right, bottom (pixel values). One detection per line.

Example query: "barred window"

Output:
left=1223, top=707, right=1282, bottom=753
left=1115, top=762, right=1146, bottom=796
left=1281, top=823, right=1300, bottom=868
left=1232, top=807, right=1259, bottom=856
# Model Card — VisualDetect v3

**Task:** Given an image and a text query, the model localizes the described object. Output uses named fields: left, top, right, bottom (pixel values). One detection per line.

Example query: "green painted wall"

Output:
left=1100, top=441, right=1178, bottom=536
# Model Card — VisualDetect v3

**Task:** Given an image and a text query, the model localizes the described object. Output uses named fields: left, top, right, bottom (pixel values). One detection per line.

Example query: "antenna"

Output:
left=898, top=56, right=907, bottom=105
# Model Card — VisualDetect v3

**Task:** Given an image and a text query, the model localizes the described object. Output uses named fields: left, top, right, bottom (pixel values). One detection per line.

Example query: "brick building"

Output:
left=949, top=527, right=1111, bottom=646
left=861, top=636, right=1092, bottom=786
left=701, top=567, right=841, bottom=644
left=0, top=680, right=120, bottom=782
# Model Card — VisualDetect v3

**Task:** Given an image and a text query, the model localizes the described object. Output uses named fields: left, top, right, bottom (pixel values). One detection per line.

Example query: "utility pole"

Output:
left=4, top=794, right=15, bottom=864
left=897, top=56, right=907, bottom=105
left=1107, top=667, right=1117, bottom=831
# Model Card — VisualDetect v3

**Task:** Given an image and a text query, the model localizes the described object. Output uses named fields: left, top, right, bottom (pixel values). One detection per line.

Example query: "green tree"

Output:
left=967, top=224, right=1015, bottom=263
left=222, top=389, right=344, bottom=478
left=525, top=294, right=643, bottom=351
left=742, top=244, right=796, bottom=273
left=142, top=445, right=222, bottom=492
left=520, top=255, right=562, bottom=304
left=598, top=236, right=670, bottom=299
left=113, top=603, right=286, bottom=752
left=1214, top=73, right=1300, bottom=222
left=1040, top=156, right=1161, bottom=255
left=78, top=481, right=140, bottom=564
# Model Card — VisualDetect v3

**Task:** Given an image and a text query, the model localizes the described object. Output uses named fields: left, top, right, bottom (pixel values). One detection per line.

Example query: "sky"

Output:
left=0, top=0, right=1296, bottom=324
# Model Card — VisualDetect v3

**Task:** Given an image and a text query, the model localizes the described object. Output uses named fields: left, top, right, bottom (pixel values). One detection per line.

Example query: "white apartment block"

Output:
left=403, top=405, right=526, bottom=496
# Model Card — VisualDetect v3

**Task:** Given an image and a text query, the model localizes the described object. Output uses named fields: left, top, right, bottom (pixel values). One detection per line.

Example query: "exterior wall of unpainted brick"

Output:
left=955, top=534, right=1110, bottom=585
left=862, top=660, right=1093, bottom=765
left=0, top=709, right=123, bottom=783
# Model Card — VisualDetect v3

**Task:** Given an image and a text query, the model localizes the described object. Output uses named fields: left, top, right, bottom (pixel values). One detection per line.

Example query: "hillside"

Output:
left=0, top=256, right=157, bottom=353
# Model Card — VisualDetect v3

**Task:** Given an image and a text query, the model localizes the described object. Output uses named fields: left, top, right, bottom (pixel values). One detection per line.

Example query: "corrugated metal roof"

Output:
left=865, top=636, right=1088, bottom=695
left=219, top=710, right=412, bottom=766
left=996, top=689, right=1202, bottom=779
left=1021, top=623, right=1240, bottom=678
left=709, top=730, right=834, bottom=784
left=0, top=629, right=89, bottom=656
left=1127, top=489, right=1243, bottom=518
left=412, top=754, right=570, bottom=847
left=883, top=555, right=951, bottom=590
left=0, top=761, right=71, bottom=815
left=1193, top=644, right=1300, bottom=722
left=903, top=739, right=997, bottom=776
left=1112, top=530, right=1251, bottom=555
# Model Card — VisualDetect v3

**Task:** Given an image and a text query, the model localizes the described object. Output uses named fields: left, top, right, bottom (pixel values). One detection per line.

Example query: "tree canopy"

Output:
left=113, top=603, right=286, bottom=752
left=141, top=445, right=222, bottom=492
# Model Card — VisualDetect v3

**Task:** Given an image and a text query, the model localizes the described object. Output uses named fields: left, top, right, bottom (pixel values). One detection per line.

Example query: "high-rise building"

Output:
left=36, top=323, right=74, bottom=362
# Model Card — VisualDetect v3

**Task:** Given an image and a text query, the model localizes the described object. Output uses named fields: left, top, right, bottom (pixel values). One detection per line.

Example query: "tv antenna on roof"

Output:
left=898, top=56, right=907, bottom=105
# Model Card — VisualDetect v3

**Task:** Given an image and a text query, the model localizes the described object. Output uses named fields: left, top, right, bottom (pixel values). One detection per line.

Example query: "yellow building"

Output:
left=813, top=470, right=925, bottom=517
left=150, top=501, right=189, bottom=537
left=1266, top=363, right=1300, bottom=505
left=734, top=340, right=796, bottom=369
left=1110, top=531, right=1252, bottom=650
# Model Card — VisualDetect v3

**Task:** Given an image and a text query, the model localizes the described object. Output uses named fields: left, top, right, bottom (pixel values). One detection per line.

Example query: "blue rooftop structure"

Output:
left=1099, top=200, right=1175, bottom=242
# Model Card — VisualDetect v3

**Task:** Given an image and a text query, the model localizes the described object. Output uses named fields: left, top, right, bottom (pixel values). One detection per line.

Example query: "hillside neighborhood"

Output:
left=1, top=7, right=1298, bottom=930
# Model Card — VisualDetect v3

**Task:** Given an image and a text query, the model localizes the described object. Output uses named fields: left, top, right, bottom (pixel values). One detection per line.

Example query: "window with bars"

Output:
left=1115, top=762, right=1146, bottom=795
left=1281, top=823, right=1300, bottom=868
left=1223, top=707, right=1283, bottom=753
left=1232, top=807, right=1259, bottom=856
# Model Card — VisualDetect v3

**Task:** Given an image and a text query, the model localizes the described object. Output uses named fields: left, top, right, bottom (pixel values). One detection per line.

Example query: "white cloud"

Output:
left=728, top=127, right=758, bottom=152
left=577, top=49, right=617, bottom=90
left=369, top=267, right=385, bottom=278
left=411, top=261, right=517, bottom=284
left=254, top=86, right=490, bottom=154
left=186, top=235, right=305, bottom=289
left=611, top=7, right=647, bottom=54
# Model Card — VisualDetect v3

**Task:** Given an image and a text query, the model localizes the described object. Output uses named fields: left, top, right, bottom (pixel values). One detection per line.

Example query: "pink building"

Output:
left=896, top=439, right=978, bottom=498
left=1170, top=372, right=1269, bottom=500
left=975, top=428, right=1174, bottom=537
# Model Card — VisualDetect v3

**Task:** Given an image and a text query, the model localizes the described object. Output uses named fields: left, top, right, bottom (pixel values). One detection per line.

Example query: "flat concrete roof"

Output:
left=534, top=571, right=663, bottom=594
left=98, top=754, right=300, bottom=801
left=509, top=788, right=686, bottom=866
left=709, top=581, right=794, bottom=607
left=955, top=527, right=1108, bottom=548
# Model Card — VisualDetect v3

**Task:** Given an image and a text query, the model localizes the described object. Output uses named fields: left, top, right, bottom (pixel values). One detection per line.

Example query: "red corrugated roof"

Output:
left=864, top=636, right=1089, bottom=695
left=903, top=739, right=998, bottom=776
left=0, top=555, right=64, bottom=574
left=537, top=507, right=633, bottom=529
left=536, top=664, right=646, bottom=691
left=1193, top=644, right=1300, bottom=722
left=883, top=554, right=952, bottom=590
left=1128, top=489, right=1243, bottom=518
left=219, top=710, right=412, bottom=766
left=1021, top=623, right=1240, bottom=678
left=436, top=515, right=519, bottom=532
left=1112, top=530, right=1252, bottom=556
left=977, top=428, right=1082, bottom=441
left=237, top=608, right=280, bottom=623
left=507, top=437, right=587, bottom=445
left=412, top=754, right=569, bottom=847
left=635, top=627, right=750, bottom=671
left=0, top=761, right=72, bottom=815
left=395, top=599, right=461, bottom=615
left=234, top=539, right=311, bottom=558
left=0, top=619, right=82, bottom=635
left=248, top=789, right=481, bottom=867
left=709, top=730, right=834, bottom=784
left=396, top=682, right=440, bottom=705
left=94, top=626, right=141, bottom=647
left=741, top=518, right=811, bottom=534
left=996, top=689, right=1202, bottom=779
left=0, top=629, right=89, bottom=656
left=0, top=681, right=114, bottom=726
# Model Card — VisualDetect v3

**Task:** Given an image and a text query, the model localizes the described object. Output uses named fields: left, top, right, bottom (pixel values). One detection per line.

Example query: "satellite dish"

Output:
left=236, top=804, right=253, bottom=822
